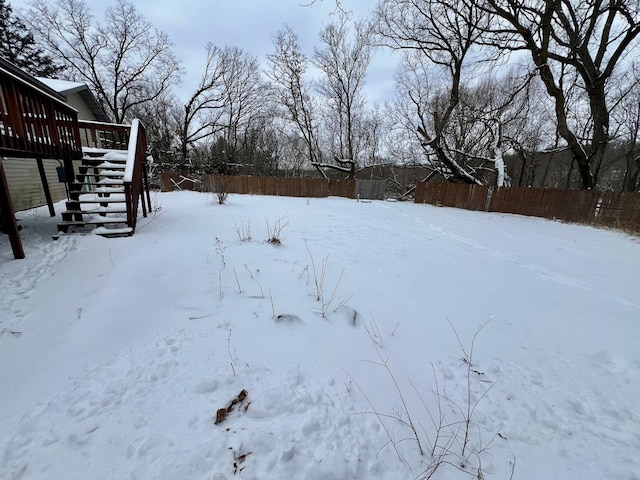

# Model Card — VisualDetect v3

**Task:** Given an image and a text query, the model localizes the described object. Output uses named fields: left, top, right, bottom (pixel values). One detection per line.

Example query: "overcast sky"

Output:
left=12, top=0, right=397, bottom=104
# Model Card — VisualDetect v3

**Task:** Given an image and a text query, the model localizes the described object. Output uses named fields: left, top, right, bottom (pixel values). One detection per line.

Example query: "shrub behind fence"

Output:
left=414, top=182, right=640, bottom=233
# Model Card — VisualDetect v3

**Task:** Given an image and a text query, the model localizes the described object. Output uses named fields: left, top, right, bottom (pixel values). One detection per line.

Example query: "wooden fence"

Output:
left=160, top=173, right=357, bottom=199
left=415, top=182, right=640, bottom=233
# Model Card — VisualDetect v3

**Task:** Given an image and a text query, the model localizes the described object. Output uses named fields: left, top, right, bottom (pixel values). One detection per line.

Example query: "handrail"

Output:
left=122, top=119, right=150, bottom=231
left=124, top=119, right=139, bottom=183
left=77, top=119, right=130, bottom=150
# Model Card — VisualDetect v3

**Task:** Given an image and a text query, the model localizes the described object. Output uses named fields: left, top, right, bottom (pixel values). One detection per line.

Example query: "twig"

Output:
left=269, top=288, right=275, bottom=317
left=448, top=318, right=493, bottom=456
left=243, top=264, right=264, bottom=298
left=233, top=267, right=243, bottom=294
left=266, top=215, right=289, bottom=244
left=391, top=321, right=400, bottom=336
left=305, top=241, right=323, bottom=301
left=344, top=370, right=409, bottom=467
left=227, top=328, right=236, bottom=376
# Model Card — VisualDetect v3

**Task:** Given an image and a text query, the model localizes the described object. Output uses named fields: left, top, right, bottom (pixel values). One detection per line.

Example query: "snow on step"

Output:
left=97, top=178, right=123, bottom=185
left=93, top=226, right=133, bottom=236
left=93, top=186, right=125, bottom=193
left=67, top=206, right=127, bottom=214
left=98, top=170, right=124, bottom=177
left=78, top=193, right=126, bottom=202
left=83, top=148, right=129, bottom=162
left=97, top=161, right=127, bottom=168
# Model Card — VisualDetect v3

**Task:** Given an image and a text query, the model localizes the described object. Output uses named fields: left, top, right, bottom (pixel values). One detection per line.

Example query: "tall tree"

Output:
left=480, top=0, right=640, bottom=189
left=25, top=0, right=181, bottom=123
left=313, top=15, right=373, bottom=178
left=375, top=0, right=493, bottom=185
left=128, top=92, right=177, bottom=163
left=173, top=43, right=227, bottom=164
left=217, top=46, right=269, bottom=167
left=0, top=0, right=65, bottom=76
left=616, top=76, right=640, bottom=191
left=267, top=25, right=323, bottom=173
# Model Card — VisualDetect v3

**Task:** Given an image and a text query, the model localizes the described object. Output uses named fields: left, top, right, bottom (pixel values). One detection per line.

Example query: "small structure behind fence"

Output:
left=160, top=173, right=358, bottom=199
left=415, top=182, right=640, bottom=233
left=356, top=179, right=385, bottom=200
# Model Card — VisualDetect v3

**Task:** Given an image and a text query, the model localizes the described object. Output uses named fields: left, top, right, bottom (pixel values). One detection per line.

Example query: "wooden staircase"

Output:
left=57, top=150, right=132, bottom=237
left=55, top=119, right=152, bottom=238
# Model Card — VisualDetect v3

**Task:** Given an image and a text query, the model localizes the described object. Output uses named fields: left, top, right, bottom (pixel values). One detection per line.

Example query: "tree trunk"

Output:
left=537, top=63, right=594, bottom=189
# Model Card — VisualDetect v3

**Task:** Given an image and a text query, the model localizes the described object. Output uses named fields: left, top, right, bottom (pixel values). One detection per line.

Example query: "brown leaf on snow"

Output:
left=214, top=389, right=249, bottom=425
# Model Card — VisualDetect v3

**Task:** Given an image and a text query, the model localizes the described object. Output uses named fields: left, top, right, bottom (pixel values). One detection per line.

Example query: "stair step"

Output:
left=70, top=187, right=125, bottom=196
left=76, top=175, right=125, bottom=182
left=81, top=160, right=126, bottom=166
left=72, top=180, right=124, bottom=187
left=82, top=148, right=128, bottom=160
left=78, top=168, right=125, bottom=177
left=80, top=162, right=125, bottom=168
left=62, top=209, right=127, bottom=221
left=69, top=190, right=126, bottom=201
left=68, top=199, right=127, bottom=205
left=94, top=226, right=133, bottom=237
left=58, top=218, right=128, bottom=227
left=53, top=226, right=133, bottom=240
left=92, top=187, right=125, bottom=194
left=63, top=208, right=128, bottom=215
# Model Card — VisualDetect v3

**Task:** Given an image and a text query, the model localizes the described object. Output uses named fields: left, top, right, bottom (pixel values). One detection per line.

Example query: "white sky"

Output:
left=12, top=0, right=397, bottom=104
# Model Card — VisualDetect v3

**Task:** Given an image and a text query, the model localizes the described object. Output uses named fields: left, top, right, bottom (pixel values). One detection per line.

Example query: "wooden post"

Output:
left=143, top=162, right=152, bottom=214
left=0, top=157, right=25, bottom=259
left=36, top=157, right=56, bottom=217
left=139, top=175, right=148, bottom=218
left=63, top=156, right=75, bottom=195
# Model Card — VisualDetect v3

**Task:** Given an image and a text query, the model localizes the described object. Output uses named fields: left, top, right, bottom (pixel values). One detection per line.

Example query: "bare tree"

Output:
left=128, top=91, right=177, bottom=162
left=267, top=25, right=323, bottom=173
left=616, top=78, right=640, bottom=191
left=26, top=0, right=181, bottom=123
left=375, top=0, right=492, bottom=184
left=300, top=0, right=348, bottom=15
left=359, top=103, right=388, bottom=167
left=313, top=15, right=373, bottom=178
left=481, top=0, right=640, bottom=189
left=217, top=47, right=270, bottom=169
left=172, top=44, right=228, bottom=163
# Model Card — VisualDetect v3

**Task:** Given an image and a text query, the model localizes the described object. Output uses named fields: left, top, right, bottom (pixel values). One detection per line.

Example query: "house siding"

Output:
left=3, top=158, right=70, bottom=212
left=67, top=92, right=97, bottom=121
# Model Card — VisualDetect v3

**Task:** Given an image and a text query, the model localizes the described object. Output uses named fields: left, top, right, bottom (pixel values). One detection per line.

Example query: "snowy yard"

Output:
left=1, top=191, right=639, bottom=480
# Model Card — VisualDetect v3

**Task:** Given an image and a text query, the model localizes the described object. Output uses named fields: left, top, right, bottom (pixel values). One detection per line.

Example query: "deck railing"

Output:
left=77, top=119, right=130, bottom=150
left=0, top=66, right=82, bottom=160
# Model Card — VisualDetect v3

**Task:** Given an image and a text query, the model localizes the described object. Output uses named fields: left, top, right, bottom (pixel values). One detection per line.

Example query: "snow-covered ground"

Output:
left=1, top=191, right=639, bottom=480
